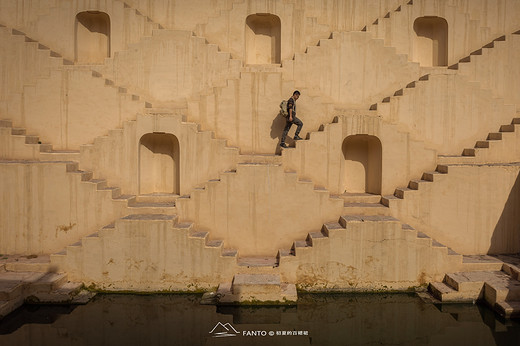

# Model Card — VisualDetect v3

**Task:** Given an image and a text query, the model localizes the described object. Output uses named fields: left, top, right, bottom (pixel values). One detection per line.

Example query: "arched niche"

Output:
left=245, top=13, right=281, bottom=64
left=139, top=133, right=180, bottom=195
left=75, top=11, right=110, bottom=64
left=413, top=16, right=448, bottom=67
left=342, top=135, right=382, bottom=194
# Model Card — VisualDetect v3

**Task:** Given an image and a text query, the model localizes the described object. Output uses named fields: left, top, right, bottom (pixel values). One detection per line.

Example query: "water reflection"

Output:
left=0, top=293, right=519, bottom=345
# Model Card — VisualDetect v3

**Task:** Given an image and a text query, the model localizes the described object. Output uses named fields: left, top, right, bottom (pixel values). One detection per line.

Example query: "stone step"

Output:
left=28, top=282, right=84, bottom=304
left=0, top=267, right=90, bottom=319
left=216, top=274, right=297, bottom=305
left=339, top=214, right=398, bottom=227
left=238, top=257, right=278, bottom=267
left=484, top=273, right=520, bottom=306
left=134, top=193, right=179, bottom=204
left=0, top=279, right=25, bottom=301
left=30, top=272, right=68, bottom=293
left=444, top=272, right=490, bottom=296
left=437, top=155, right=476, bottom=165
left=501, top=263, right=520, bottom=281
left=39, top=151, right=80, bottom=161
left=221, top=249, right=238, bottom=258
left=0, top=119, right=13, bottom=127
left=0, top=297, right=24, bottom=320
left=340, top=192, right=382, bottom=204
left=126, top=202, right=177, bottom=212
left=0, top=271, right=45, bottom=300
left=238, top=154, right=282, bottom=164
left=0, top=255, right=53, bottom=272
left=322, top=222, right=345, bottom=237
left=495, top=301, right=520, bottom=318
left=429, top=281, right=476, bottom=302
left=342, top=203, right=390, bottom=216
left=461, top=255, right=504, bottom=271
left=120, top=214, right=177, bottom=222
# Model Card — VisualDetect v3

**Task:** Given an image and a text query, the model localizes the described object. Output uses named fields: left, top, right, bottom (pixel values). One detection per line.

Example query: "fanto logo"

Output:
left=209, top=322, right=240, bottom=338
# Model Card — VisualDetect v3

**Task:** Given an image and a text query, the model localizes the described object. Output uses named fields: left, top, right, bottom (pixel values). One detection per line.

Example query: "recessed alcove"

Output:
left=139, top=133, right=180, bottom=195
left=342, top=135, right=382, bottom=194
left=413, top=16, right=448, bottom=67
left=245, top=14, right=281, bottom=64
left=75, top=11, right=111, bottom=64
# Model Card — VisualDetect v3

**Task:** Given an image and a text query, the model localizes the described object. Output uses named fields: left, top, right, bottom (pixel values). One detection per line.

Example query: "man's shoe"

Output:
left=294, top=135, right=303, bottom=140
left=280, top=143, right=288, bottom=148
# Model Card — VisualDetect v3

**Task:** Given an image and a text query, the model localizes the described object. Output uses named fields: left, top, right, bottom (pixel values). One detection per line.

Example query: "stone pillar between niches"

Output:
left=245, top=13, right=281, bottom=64
left=413, top=16, right=448, bottom=67
left=342, top=134, right=382, bottom=194
left=75, top=11, right=111, bottom=64
left=139, top=133, right=180, bottom=195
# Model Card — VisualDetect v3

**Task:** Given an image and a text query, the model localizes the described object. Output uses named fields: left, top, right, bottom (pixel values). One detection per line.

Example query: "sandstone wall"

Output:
left=176, top=163, right=344, bottom=257
left=281, top=114, right=437, bottom=195
left=389, top=164, right=520, bottom=255
left=0, top=161, right=130, bottom=254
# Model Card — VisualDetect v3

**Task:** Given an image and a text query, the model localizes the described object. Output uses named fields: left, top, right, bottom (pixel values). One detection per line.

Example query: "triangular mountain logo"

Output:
left=209, top=322, right=240, bottom=337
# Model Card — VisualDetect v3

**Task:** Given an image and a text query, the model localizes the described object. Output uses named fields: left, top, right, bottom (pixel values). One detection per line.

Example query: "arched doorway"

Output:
left=413, top=16, right=448, bottom=67
left=139, top=133, right=180, bottom=195
left=342, top=135, right=382, bottom=194
left=75, top=11, right=110, bottom=64
left=245, top=14, right=281, bottom=64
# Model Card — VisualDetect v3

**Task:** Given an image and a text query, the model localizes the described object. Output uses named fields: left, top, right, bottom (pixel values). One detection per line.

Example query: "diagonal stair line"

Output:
left=49, top=214, right=239, bottom=286
left=379, top=115, right=520, bottom=238
left=447, top=31, right=519, bottom=71
left=174, top=162, right=344, bottom=264
left=277, top=214, right=462, bottom=270
left=361, top=0, right=414, bottom=32
left=362, top=0, right=496, bottom=66
left=438, top=116, right=520, bottom=164
left=0, top=0, right=162, bottom=61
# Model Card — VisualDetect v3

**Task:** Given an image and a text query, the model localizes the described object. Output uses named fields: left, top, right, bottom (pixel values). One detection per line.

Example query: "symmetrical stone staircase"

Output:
left=363, top=0, right=494, bottom=65
left=50, top=214, right=239, bottom=291
left=340, top=193, right=391, bottom=216
left=175, top=162, right=344, bottom=257
left=279, top=215, right=460, bottom=268
left=96, top=28, right=243, bottom=104
left=275, top=215, right=508, bottom=291
left=280, top=113, right=437, bottom=196
left=282, top=29, right=421, bottom=106
left=2, top=0, right=520, bottom=318
left=0, top=0, right=162, bottom=62
left=370, top=72, right=516, bottom=155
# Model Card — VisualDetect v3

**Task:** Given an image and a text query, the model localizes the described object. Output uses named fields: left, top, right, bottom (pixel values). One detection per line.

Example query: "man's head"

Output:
left=293, top=90, right=300, bottom=100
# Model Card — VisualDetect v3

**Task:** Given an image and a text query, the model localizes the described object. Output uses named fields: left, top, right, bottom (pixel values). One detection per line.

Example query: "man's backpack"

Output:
left=279, top=100, right=289, bottom=118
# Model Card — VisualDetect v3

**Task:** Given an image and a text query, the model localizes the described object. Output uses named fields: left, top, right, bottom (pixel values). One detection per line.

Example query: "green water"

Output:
left=0, top=293, right=519, bottom=345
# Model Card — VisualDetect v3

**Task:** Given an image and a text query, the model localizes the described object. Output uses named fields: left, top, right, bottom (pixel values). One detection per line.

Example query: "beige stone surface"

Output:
left=389, top=164, right=520, bottom=255
left=1, top=0, right=520, bottom=297
left=51, top=215, right=238, bottom=290
left=282, top=114, right=437, bottom=195
left=176, top=163, right=344, bottom=256
left=277, top=215, right=462, bottom=290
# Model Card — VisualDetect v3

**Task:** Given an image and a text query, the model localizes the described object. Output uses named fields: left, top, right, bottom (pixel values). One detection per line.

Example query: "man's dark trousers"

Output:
left=281, top=116, right=303, bottom=144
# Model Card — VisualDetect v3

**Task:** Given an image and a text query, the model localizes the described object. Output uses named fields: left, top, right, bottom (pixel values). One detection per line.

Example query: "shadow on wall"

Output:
left=139, top=133, right=180, bottom=195
left=342, top=135, right=382, bottom=194
left=75, top=11, right=111, bottom=64
left=413, top=16, right=448, bottom=67
left=489, top=171, right=520, bottom=254
left=270, top=112, right=295, bottom=155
